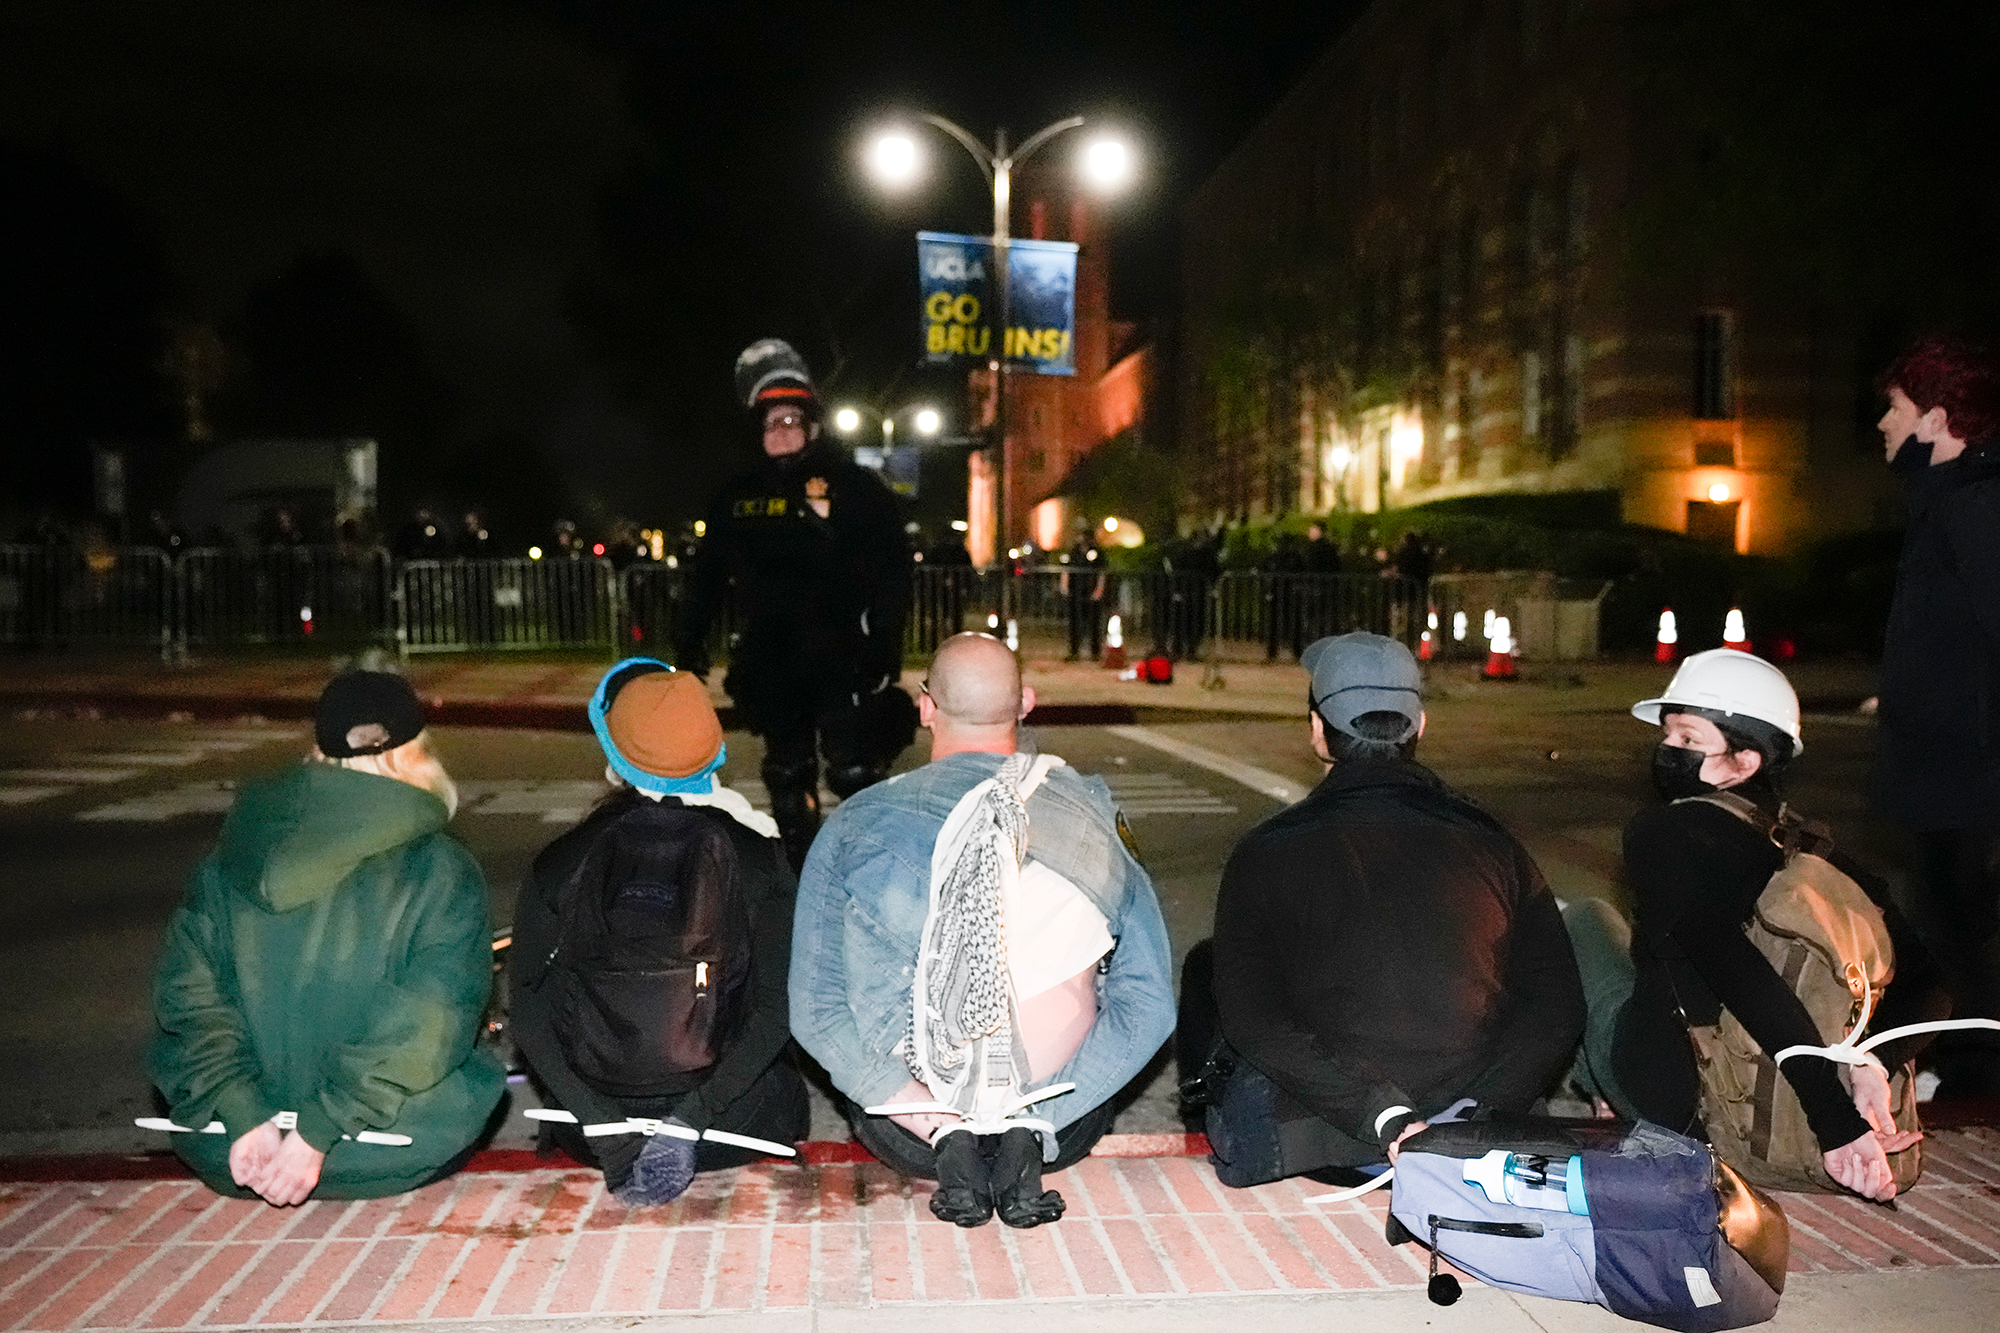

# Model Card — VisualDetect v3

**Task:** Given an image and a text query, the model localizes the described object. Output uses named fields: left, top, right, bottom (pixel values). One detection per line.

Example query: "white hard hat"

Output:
left=1631, top=648, right=1803, bottom=756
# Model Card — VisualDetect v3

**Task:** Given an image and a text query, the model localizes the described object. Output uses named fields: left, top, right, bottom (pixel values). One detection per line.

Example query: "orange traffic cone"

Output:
left=1655, top=608, right=1678, bottom=664
left=1723, top=607, right=1751, bottom=653
left=1419, top=607, right=1438, bottom=661
left=1102, top=614, right=1127, bottom=670
left=1482, top=615, right=1518, bottom=680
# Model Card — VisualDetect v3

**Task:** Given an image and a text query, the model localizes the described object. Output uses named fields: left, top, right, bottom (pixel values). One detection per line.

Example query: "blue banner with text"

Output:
left=917, top=231, right=1077, bottom=376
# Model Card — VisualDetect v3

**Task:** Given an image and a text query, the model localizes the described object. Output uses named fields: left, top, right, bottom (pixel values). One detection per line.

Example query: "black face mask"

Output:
left=1651, top=743, right=1717, bottom=801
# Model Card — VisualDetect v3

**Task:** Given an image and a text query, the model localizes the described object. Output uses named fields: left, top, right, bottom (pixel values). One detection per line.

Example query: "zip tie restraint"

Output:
left=863, top=1081, right=1077, bottom=1141
left=1773, top=968, right=2000, bottom=1073
left=520, top=1108, right=796, bottom=1158
left=134, top=1112, right=412, bottom=1146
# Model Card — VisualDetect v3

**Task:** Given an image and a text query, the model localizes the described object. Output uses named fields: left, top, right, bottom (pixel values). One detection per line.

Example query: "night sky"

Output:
left=1, top=0, right=1361, bottom=541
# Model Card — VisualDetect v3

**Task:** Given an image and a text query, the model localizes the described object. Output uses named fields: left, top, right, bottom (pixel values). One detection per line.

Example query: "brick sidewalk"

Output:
left=3, top=1130, right=1998, bottom=1331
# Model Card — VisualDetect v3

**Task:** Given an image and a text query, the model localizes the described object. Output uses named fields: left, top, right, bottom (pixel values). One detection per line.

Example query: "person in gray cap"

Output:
left=1179, top=632, right=1583, bottom=1189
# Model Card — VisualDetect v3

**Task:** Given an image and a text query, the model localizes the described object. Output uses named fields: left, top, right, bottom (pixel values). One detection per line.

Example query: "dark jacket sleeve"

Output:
left=1458, top=844, right=1586, bottom=1111
left=1625, top=803, right=1871, bottom=1151
left=1942, top=480, right=2000, bottom=649
left=671, top=823, right=798, bottom=1132
left=148, top=861, right=284, bottom=1140
left=1212, top=837, right=1418, bottom=1146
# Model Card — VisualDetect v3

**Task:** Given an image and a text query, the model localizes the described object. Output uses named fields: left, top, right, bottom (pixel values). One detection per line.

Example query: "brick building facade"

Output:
left=1174, top=0, right=1896, bottom=554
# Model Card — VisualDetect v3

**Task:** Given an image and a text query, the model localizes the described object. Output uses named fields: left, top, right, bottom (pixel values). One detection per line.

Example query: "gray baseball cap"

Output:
left=1301, top=632, right=1423, bottom=742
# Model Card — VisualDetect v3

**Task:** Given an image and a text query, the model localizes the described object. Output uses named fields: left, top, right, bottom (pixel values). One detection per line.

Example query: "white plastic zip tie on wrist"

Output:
left=134, top=1117, right=225, bottom=1134
left=864, top=1081, right=1077, bottom=1137
left=134, top=1113, right=411, bottom=1145
left=1303, top=1168, right=1395, bottom=1205
left=1373, top=1105, right=1415, bottom=1136
left=1773, top=969, right=2000, bottom=1072
left=700, top=1127, right=799, bottom=1156
left=521, top=1107, right=795, bottom=1157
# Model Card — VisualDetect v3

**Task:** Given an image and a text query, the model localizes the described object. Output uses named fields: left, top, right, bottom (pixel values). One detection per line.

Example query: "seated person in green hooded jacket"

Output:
left=148, top=670, right=504, bottom=1205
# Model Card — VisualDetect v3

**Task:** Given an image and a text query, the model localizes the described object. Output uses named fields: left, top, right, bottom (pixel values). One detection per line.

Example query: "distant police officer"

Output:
left=677, top=339, right=915, bottom=870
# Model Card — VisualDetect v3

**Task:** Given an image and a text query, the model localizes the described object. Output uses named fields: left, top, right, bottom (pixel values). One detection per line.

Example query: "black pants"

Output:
left=834, top=1092, right=1117, bottom=1180
left=544, top=1058, right=810, bottom=1176
left=1908, top=824, right=2000, bottom=1090
left=1067, top=592, right=1101, bottom=659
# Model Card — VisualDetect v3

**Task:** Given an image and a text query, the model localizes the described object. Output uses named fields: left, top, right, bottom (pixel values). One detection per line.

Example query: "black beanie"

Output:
left=316, top=670, right=426, bottom=758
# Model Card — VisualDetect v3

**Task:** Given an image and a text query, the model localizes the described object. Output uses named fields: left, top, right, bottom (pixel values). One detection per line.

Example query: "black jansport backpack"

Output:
left=1388, top=1114, right=1789, bottom=1332
left=536, top=796, right=752, bottom=1095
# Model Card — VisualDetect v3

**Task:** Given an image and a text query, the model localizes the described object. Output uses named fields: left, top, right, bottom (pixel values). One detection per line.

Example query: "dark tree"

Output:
left=0, top=143, right=178, bottom=518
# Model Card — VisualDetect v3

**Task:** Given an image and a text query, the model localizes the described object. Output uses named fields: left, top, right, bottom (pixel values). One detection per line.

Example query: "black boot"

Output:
left=762, top=756, right=821, bottom=874
left=991, top=1127, right=1065, bottom=1228
left=929, top=1130, right=994, bottom=1227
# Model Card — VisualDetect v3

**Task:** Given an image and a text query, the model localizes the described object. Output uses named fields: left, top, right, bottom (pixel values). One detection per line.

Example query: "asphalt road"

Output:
left=0, top=675, right=1900, bottom=1160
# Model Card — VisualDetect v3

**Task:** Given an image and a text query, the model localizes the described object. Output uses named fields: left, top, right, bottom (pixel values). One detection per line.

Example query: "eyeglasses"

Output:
left=764, top=412, right=808, bottom=431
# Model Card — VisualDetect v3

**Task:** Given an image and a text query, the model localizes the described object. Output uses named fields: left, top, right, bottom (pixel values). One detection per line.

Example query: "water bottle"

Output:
left=1462, top=1150, right=1589, bottom=1215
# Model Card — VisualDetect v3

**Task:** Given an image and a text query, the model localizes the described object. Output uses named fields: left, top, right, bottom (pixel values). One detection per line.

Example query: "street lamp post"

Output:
left=909, top=114, right=1082, bottom=565
left=870, top=114, right=1131, bottom=564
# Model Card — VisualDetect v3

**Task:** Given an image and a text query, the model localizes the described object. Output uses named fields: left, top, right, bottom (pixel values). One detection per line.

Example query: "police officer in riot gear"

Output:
left=677, top=339, right=915, bottom=870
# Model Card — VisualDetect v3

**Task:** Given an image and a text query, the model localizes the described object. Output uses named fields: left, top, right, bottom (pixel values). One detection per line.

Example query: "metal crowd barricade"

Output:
left=1207, top=571, right=1422, bottom=661
left=906, top=565, right=981, bottom=655
left=396, top=556, right=618, bottom=654
left=620, top=561, right=747, bottom=665
left=178, top=547, right=392, bottom=648
left=1426, top=571, right=1608, bottom=661
left=0, top=543, right=176, bottom=656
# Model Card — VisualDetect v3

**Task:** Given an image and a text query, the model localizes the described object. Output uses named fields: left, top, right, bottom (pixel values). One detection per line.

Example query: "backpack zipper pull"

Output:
left=696, top=961, right=709, bottom=992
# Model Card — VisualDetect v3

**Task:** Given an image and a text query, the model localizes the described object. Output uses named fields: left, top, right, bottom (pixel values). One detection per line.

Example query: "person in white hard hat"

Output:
left=1561, top=649, right=1950, bottom=1202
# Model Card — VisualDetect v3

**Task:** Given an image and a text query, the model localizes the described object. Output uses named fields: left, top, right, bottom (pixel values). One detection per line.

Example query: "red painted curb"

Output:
left=0, top=1132, right=1218, bottom=1184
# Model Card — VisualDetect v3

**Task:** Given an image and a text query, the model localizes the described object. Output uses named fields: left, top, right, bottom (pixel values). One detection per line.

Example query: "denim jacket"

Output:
left=791, top=750, right=1175, bottom=1129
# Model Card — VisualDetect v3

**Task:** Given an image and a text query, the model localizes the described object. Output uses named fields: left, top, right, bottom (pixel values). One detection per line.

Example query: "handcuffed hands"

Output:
left=230, top=1119, right=323, bottom=1207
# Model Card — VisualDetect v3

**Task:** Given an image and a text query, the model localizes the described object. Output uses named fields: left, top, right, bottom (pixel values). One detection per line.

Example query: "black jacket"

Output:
left=677, top=443, right=910, bottom=692
left=509, top=789, right=797, bottom=1187
left=1212, top=758, right=1584, bottom=1147
left=1876, top=445, right=2000, bottom=829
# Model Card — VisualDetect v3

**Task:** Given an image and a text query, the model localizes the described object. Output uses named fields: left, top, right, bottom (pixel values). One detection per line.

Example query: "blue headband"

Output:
left=588, top=657, right=728, bottom=796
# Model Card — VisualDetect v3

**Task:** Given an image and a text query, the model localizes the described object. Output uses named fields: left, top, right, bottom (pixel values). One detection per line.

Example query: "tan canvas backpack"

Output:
left=1677, top=792, right=1923, bottom=1194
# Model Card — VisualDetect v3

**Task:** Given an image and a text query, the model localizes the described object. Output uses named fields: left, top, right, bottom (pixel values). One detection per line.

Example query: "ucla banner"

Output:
left=917, top=231, right=1077, bottom=377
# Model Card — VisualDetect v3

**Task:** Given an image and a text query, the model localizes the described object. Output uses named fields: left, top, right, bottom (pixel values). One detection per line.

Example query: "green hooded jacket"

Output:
left=148, top=762, right=505, bottom=1198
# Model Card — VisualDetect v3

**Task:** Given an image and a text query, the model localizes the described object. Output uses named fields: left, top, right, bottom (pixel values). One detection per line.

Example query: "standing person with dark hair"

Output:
left=676, top=339, right=915, bottom=870
left=1874, top=334, right=2000, bottom=1092
left=1182, top=632, right=1583, bottom=1189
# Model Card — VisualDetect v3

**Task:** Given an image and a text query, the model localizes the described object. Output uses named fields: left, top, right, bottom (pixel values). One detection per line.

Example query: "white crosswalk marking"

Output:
left=1105, top=771, right=1237, bottom=816
left=1, top=728, right=307, bottom=813
left=78, top=781, right=238, bottom=821
left=7, top=768, right=143, bottom=784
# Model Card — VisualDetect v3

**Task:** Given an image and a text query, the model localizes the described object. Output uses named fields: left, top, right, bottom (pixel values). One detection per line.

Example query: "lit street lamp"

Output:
left=867, top=112, right=1133, bottom=560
